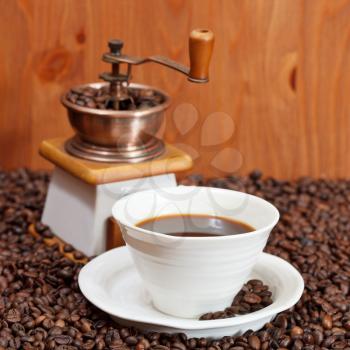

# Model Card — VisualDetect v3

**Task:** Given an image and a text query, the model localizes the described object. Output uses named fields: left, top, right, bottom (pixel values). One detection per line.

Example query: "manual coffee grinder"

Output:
left=39, top=29, right=214, bottom=256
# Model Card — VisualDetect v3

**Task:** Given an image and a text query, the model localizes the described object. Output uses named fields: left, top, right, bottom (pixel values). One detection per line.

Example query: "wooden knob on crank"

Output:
left=188, top=29, right=214, bottom=83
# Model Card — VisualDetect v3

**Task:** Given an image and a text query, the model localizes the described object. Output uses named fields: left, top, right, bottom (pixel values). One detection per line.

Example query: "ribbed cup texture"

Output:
left=113, top=186, right=279, bottom=319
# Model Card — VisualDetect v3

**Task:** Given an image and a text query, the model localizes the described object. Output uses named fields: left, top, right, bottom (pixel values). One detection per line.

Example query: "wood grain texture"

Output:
left=1, top=0, right=350, bottom=179
left=39, top=138, right=192, bottom=185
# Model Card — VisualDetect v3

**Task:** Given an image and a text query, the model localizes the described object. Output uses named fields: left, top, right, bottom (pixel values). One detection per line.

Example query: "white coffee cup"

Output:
left=112, top=186, right=279, bottom=318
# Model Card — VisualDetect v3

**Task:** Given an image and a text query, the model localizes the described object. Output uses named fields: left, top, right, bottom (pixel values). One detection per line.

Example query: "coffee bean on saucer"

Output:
left=243, top=293, right=262, bottom=304
left=199, top=279, right=272, bottom=320
left=199, top=312, right=213, bottom=320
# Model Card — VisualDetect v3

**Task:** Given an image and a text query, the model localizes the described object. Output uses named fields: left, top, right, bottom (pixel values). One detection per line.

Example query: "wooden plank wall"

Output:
left=1, top=0, right=350, bottom=179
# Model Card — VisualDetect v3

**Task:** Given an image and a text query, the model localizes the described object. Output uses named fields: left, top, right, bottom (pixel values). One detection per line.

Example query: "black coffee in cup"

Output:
left=137, top=214, right=255, bottom=237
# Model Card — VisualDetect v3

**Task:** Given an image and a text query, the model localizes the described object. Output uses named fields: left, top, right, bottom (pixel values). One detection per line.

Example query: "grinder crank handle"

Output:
left=188, top=29, right=215, bottom=83
left=102, top=29, right=214, bottom=83
left=151, top=29, right=215, bottom=83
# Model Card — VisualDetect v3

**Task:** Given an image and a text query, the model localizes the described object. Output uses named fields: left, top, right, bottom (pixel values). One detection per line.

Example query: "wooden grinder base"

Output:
left=39, top=138, right=193, bottom=185
left=39, top=137, right=193, bottom=254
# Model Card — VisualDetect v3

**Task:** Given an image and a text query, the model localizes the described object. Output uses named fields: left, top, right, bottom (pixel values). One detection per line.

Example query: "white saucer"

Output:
left=79, top=246, right=304, bottom=338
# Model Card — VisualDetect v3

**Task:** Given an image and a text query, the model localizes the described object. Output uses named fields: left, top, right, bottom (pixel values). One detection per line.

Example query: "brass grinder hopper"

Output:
left=62, top=29, right=214, bottom=163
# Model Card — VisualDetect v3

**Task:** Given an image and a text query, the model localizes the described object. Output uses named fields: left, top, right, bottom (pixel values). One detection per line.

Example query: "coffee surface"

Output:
left=137, top=214, right=254, bottom=237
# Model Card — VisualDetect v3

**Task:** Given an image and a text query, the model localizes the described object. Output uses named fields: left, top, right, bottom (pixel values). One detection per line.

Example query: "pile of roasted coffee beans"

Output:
left=66, top=86, right=164, bottom=111
left=200, top=280, right=273, bottom=320
left=0, top=168, right=350, bottom=349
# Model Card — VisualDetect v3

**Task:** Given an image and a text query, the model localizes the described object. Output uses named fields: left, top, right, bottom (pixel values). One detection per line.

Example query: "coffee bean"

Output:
left=95, top=94, right=109, bottom=103
left=200, top=280, right=272, bottom=320
left=71, top=87, right=83, bottom=95
left=137, top=338, right=151, bottom=350
left=275, top=315, right=288, bottom=329
left=42, top=228, right=54, bottom=238
left=82, top=87, right=97, bottom=97
left=248, top=335, right=261, bottom=349
left=303, top=332, right=314, bottom=345
left=73, top=250, right=85, bottom=260
left=243, top=293, right=262, bottom=304
left=152, top=346, right=170, bottom=350
left=57, top=346, right=77, bottom=350
left=125, top=336, right=138, bottom=345
left=35, top=222, right=48, bottom=234
left=76, top=99, right=85, bottom=107
left=322, top=314, right=333, bottom=330
left=187, top=338, right=197, bottom=348
left=67, top=92, right=79, bottom=104
left=63, top=244, right=74, bottom=252
left=249, top=170, right=262, bottom=181
left=54, top=335, right=72, bottom=345
left=332, top=340, right=347, bottom=348
left=200, top=312, right=214, bottom=320
left=322, top=335, right=337, bottom=347
left=279, top=335, right=291, bottom=347
left=86, top=100, right=96, bottom=109
left=5, top=308, right=21, bottom=323
left=67, top=86, right=165, bottom=111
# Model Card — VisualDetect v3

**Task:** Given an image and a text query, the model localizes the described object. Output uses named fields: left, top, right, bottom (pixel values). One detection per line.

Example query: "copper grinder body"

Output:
left=62, top=83, right=170, bottom=163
